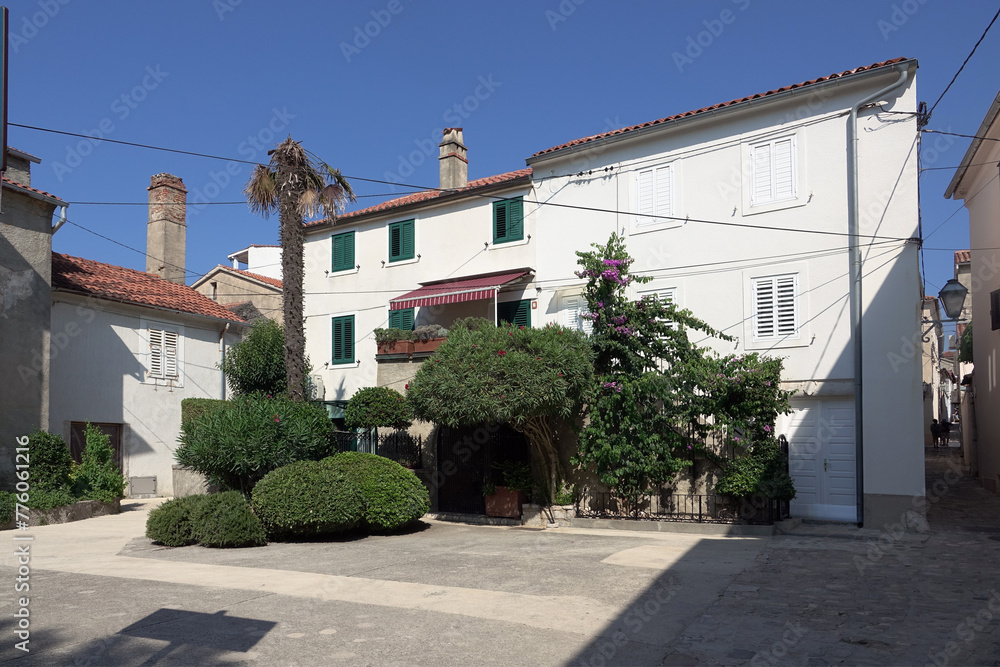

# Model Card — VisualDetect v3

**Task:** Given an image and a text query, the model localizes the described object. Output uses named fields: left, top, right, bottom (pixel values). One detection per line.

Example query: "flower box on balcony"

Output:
left=485, top=486, right=526, bottom=519
left=412, top=337, right=446, bottom=354
left=376, top=340, right=413, bottom=356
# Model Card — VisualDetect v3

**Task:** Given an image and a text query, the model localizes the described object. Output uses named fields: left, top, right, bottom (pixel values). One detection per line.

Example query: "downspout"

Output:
left=219, top=322, right=230, bottom=400
left=51, top=206, right=68, bottom=234
left=848, top=66, right=909, bottom=527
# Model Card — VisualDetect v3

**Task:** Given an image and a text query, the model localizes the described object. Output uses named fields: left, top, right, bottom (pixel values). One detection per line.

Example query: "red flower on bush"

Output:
left=273, top=415, right=280, bottom=423
left=498, top=350, right=507, bottom=356
left=405, top=383, right=410, bottom=390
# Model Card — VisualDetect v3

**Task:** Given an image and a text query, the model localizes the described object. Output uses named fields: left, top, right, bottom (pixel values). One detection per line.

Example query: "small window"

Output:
left=493, top=197, right=524, bottom=244
left=389, top=220, right=415, bottom=262
left=642, top=288, right=677, bottom=329
left=332, top=231, right=355, bottom=272
left=636, top=165, right=673, bottom=224
left=388, top=308, right=414, bottom=331
left=991, top=289, right=1000, bottom=331
left=752, top=274, right=798, bottom=340
left=148, top=328, right=179, bottom=379
left=750, top=137, right=796, bottom=206
left=331, top=315, right=355, bottom=365
left=562, top=295, right=593, bottom=335
left=497, top=299, right=531, bottom=328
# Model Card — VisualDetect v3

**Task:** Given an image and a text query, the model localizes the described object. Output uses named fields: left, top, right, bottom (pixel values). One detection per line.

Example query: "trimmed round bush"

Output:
left=25, top=430, right=74, bottom=492
left=190, top=491, right=266, bottom=548
left=345, top=386, right=413, bottom=431
left=145, top=495, right=208, bottom=547
left=322, top=453, right=430, bottom=533
left=251, top=461, right=364, bottom=540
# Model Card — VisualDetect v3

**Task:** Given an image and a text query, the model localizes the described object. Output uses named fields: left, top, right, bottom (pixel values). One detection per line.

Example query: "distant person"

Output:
left=930, top=419, right=941, bottom=449
left=941, top=419, right=952, bottom=447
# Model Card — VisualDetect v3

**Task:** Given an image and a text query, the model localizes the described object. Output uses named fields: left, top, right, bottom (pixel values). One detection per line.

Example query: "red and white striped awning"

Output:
left=389, top=269, right=532, bottom=311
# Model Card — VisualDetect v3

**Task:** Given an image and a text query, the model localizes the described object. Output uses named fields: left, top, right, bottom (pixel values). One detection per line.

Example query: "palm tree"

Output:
left=244, top=137, right=355, bottom=402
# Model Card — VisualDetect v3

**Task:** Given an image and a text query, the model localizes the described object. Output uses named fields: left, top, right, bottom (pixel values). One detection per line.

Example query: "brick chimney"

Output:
left=146, top=173, right=187, bottom=284
left=438, top=128, right=468, bottom=190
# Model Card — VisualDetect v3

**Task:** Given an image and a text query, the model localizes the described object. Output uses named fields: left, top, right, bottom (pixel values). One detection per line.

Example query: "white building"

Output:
left=304, top=58, right=924, bottom=526
left=945, top=90, right=1000, bottom=494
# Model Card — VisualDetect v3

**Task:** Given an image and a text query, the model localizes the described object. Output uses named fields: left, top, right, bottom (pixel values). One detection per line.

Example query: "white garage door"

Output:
left=778, top=398, right=857, bottom=522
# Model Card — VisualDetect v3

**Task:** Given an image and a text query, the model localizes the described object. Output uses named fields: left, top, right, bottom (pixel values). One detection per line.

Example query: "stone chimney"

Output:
left=146, top=173, right=187, bottom=284
left=438, top=128, right=468, bottom=190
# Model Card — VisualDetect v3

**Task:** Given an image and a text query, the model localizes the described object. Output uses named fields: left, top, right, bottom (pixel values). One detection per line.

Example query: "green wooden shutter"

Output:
left=332, top=315, right=355, bottom=364
left=388, top=308, right=414, bottom=331
left=389, top=220, right=415, bottom=262
left=332, top=232, right=354, bottom=272
left=497, top=299, right=531, bottom=328
left=493, top=200, right=508, bottom=243
left=507, top=198, right=523, bottom=241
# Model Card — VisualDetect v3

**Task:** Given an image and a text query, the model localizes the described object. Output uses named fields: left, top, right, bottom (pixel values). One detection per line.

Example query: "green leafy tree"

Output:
left=244, top=138, right=355, bottom=402
left=345, top=387, right=413, bottom=431
left=74, top=423, right=127, bottom=503
left=571, top=233, right=729, bottom=513
left=407, top=317, right=593, bottom=502
left=959, top=321, right=973, bottom=364
left=220, top=319, right=297, bottom=396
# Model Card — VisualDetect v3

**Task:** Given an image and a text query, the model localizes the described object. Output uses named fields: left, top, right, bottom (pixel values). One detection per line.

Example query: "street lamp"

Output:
left=938, top=279, right=969, bottom=321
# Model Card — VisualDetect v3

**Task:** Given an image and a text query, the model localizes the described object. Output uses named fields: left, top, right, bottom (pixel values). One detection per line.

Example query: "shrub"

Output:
left=181, top=398, right=230, bottom=428
left=373, top=327, right=413, bottom=344
left=412, top=324, right=447, bottom=341
left=220, top=319, right=292, bottom=396
left=145, top=495, right=208, bottom=547
left=74, top=423, right=127, bottom=503
left=190, top=491, right=266, bottom=548
left=176, top=394, right=335, bottom=494
left=323, top=453, right=429, bottom=532
left=24, top=430, right=73, bottom=492
left=27, top=488, right=77, bottom=511
left=251, top=461, right=364, bottom=539
left=0, top=491, right=14, bottom=524
left=715, top=438, right=796, bottom=501
left=345, top=386, right=413, bottom=431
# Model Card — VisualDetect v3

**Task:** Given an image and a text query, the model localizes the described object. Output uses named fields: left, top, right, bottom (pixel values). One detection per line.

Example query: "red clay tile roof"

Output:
left=217, top=265, right=283, bottom=289
left=531, top=58, right=912, bottom=158
left=954, top=250, right=971, bottom=264
left=305, top=168, right=532, bottom=229
left=52, top=253, right=245, bottom=322
left=2, top=176, right=65, bottom=203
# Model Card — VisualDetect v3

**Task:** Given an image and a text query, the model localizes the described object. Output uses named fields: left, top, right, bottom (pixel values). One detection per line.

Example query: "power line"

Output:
left=922, top=129, right=1000, bottom=143
left=920, top=160, right=1000, bottom=172
left=925, top=6, right=1000, bottom=120
left=924, top=172, right=999, bottom=241
left=64, top=193, right=404, bottom=206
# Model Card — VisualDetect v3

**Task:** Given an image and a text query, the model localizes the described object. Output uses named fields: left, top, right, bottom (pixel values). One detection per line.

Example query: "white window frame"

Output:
left=631, top=162, right=681, bottom=234
left=141, top=320, right=184, bottom=385
left=560, top=294, right=593, bottom=335
left=741, top=132, right=807, bottom=216
left=751, top=273, right=799, bottom=342
left=750, top=136, right=796, bottom=206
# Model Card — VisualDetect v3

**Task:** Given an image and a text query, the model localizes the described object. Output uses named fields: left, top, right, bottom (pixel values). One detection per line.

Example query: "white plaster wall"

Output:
left=246, top=246, right=282, bottom=279
left=48, top=295, right=242, bottom=496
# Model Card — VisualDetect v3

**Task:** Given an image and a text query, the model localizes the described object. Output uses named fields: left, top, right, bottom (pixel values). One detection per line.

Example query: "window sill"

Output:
left=386, top=257, right=418, bottom=267
left=630, top=218, right=684, bottom=235
left=744, top=197, right=806, bottom=217
left=489, top=237, right=528, bottom=250
left=328, top=267, right=359, bottom=278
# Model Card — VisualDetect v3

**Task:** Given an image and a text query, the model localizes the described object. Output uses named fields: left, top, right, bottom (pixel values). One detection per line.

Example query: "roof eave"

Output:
left=304, top=173, right=533, bottom=234
left=192, top=266, right=283, bottom=291
left=527, top=59, right=917, bottom=165
left=2, top=180, right=65, bottom=206
left=52, top=287, right=247, bottom=326
left=944, top=90, right=1000, bottom=199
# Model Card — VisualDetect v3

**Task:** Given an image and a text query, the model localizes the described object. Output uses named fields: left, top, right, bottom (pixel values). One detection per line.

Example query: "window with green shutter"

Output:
left=493, top=197, right=524, bottom=244
left=331, top=315, right=355, bottom=365
left=388, top=308, right=414, bottom=331
left=331, top=231, right=355, bottom=273
left=388, top=220, right=415, bottom=262
left=497, top=299, right=531, bottom=328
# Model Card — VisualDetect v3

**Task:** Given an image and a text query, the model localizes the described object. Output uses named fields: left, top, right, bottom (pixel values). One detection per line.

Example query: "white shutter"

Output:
left=637, top=169, right=654, bottom=222
left=655, top=165, right=672, bottom=217
left=753, top=277, right=776, bottom=339
left=775, top=275, right=797, bottom=337
left=773, top=138, right=794, bottom=200
left=657, top=289, right=676, bottom=329
left=149, top=329, right=164, bottom=378
left=752, top=143, right=772, bottom=205
left=164, top=330, right=179, bottom=377
left=563, top=296, right=593, bottom=335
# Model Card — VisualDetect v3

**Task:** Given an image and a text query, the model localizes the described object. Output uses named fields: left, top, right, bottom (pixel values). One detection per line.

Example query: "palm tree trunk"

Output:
left=277, top=163, right=306, bottom=402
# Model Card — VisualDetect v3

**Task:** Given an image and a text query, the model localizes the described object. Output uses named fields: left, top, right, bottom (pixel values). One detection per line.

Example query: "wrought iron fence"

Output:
left=331, top=430, right=422, bottom=468
left=577, top=491, right=788, bottom=525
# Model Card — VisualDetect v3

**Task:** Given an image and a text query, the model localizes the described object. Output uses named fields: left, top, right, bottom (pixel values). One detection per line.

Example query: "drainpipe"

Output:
left=848, top=65, right=909, bottom=527
left=51, top=206, right=68, bottom=234
left=219, top=322, right=230, bottom=400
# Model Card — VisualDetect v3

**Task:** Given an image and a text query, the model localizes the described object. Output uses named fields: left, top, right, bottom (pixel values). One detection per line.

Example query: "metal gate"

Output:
left=436, top=424, right=530, bottom=514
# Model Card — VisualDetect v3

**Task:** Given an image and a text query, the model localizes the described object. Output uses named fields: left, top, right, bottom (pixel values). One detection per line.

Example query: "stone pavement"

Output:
left=1, top=443, right=998, bottom=666
left=656, top=445, right=1000, bottom=666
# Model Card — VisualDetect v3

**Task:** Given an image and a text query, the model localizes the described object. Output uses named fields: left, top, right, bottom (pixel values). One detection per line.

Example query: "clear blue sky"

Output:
left=7, top=0, right=999, bottom=313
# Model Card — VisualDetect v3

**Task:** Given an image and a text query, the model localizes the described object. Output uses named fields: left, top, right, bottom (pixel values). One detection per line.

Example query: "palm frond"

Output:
left=244, top=165, right=278, bottom=217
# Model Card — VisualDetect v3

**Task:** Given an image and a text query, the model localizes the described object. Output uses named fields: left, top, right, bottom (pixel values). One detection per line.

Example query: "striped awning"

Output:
left=389, top=269, right=532, bottom=311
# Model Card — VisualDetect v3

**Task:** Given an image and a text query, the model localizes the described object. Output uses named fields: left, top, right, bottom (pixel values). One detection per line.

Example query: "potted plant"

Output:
left=484, top=461, right=532, bottom=519
left=374, top=328, right=413, bottom=355
left=411, top=325, right=448, bottom=354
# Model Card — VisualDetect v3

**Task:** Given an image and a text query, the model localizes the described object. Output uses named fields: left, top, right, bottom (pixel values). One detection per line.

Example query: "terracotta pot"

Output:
left=412, top=337, right=446, bottom=354
left=485, top=486, right=526, bottom=518
left=376, top=340, right=413, bottom=355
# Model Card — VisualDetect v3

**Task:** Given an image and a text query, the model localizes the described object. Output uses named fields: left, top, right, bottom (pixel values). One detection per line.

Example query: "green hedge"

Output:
left=0, top=491, right=14, bottom=524
left=190, top=491, right=266, bottom=548
left=322, top=453, right=429, bottom=533
left=181, top=398, right=230, bottom=427
left=25, top=430, right=74, bottom=492
left=146, top=495, right=208, bottom=547
left=251, top=461, right=364, bottom=540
